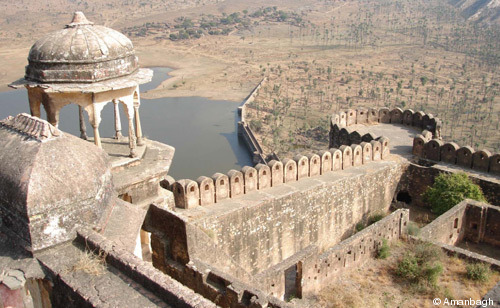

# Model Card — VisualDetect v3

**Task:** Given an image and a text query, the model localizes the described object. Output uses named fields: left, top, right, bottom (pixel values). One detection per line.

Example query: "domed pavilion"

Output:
left=10, top=12, right=153, bottom=157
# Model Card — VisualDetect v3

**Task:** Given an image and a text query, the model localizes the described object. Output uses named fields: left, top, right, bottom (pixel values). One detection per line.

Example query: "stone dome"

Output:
left=0, top=113, right=114, bottom=252
left=25, top=12, right=139, bottom=83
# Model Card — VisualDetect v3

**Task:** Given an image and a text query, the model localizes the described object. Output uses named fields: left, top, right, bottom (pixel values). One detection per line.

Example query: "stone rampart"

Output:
left=168, top=138, right=390, bottom=209
left=191, top=158, right=403, bottom=276
left=412, top=135, right=500, bottom=175
left=420, top=200, right=500, bottom=248
left=238, top=78, right=271, bottom=164
left=253, top=209, right=409, bottom=299
left=142, top=205, right=294, bottom=308
left=301, top=209, right=409, bottom=296
left=329, top=107, right=441, bottom=148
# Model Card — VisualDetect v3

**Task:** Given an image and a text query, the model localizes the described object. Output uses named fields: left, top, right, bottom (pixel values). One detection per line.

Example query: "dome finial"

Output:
left=66, top=12, right=94, bottom=28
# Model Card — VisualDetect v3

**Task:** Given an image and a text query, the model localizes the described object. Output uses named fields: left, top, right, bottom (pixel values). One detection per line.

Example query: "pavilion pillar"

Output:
left=79, top=105, right=88, bottom=140
left=113, top=99, right=123, bottom=139
left=27, top=87, right=42, bottom=118
left=92, top=94, right=102, bottom=148
left=128, top=117, right=137, bottom=157
left=122, top=98, right=137, bottom=158
left=134, top=105, right=143, bottom=146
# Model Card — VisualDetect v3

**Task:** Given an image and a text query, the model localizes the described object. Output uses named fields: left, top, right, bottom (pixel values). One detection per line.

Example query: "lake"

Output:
left=0, top=67, right=253, bottom=180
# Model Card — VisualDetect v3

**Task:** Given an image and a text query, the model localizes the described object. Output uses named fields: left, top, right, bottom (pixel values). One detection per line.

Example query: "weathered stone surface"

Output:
left=212, top=173, right=229, bottom=202
left=360, top=142, right=372, bottom=164
left=356, top=108, right=368, bottom=124
left=329, top=148, right=342, bottom=171
left=424, top=139, right=443, bottom=161
left=390, top=107, right=403, bottom=124
left=370, top=141, right=382, bottom=161
left=26, top=12, right=139, bottom=83
left=308, top=153, right=321, bottom=177
left=490, top=154, right=500, bottom=175
left=255, top=164, right=271, bottom=190
left=268, top=160, right=284, bottom=187
left=294, top=155, right=309, bottom=180
left=346, top=109, right=357, bottom=126
left=472, top=150, right=492, bottom=172
left=241, top=166, right=257, bottom=193
left=282, top=159, right=297, bottom=183
left=352, top=144, right=363, bottom=167
left=173, top=180, right=199, bottom=209
left=402, top=109, right=414, bottom=126
left=379, top=108, right=390, bottom=123
left=413, top=111, right=425, bottom=128
left=197, top=176, right=215, bottom=206
left=440, top=142, right=459, bottom=164
left=0, top=114, right=113, bottom=253
left=319, top=150, right=332, bottom=175
left=367, top=108, right=379, bottom=123
left=413, top=135, right=426, bottom=157
left=186, top=160, right=404, bottom=276
left=339, top=145, right=352, bottom=169
left=228, top=170, right=244, bottom=198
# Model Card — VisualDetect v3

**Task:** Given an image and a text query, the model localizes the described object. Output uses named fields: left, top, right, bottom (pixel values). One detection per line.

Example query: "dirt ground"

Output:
left=309, top=240, right=500, bottom=308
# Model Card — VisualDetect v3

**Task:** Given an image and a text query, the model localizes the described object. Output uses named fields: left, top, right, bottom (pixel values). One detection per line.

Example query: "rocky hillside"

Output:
left=450, top=0, right=500, bottom=24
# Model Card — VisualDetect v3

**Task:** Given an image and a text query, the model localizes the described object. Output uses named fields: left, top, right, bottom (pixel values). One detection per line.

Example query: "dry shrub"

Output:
left=70, top=250, right=107, bottom=276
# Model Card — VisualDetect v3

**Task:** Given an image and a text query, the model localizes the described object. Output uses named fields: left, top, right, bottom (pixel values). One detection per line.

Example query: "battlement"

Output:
left=167, top=138, right=391, bottom=209
left=0, top=113, right=61, bottom=141
left=329, top=107, right=442, bottom=139
left=412, top=133, right=500, bottom=175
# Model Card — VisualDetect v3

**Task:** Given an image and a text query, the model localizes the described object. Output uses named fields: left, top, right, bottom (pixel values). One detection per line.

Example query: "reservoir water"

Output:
left=0, top=67, right=253, bottom=179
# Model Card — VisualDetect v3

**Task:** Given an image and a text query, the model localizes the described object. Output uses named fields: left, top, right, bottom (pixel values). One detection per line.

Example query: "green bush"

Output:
left=396, top=243, right=443, bottom=289
left=407, top=222, right=420, bottom=236
left=377, top=239, right=390, bottom=259
left=368, top=213, right=385, bottom=225
left=466, top=263, right=490, bottom=282
left=423, top=172, right=486, bottom=215
left=355, top=222, right=365, bottom=232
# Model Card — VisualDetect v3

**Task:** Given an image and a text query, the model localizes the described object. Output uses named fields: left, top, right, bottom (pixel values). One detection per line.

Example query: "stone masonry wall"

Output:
left=194, top=160, right=405, bottom=276
left=253, top=209, right=409, bottom=299
left=329, top=107, right=441, bottom=148
left=412, top=134, right=500, bottom=175
left=420, top=200, right=500, bottom=248
left=419, top=200, right=469, bottom=246
left=301, top=209, right=409, bottom=296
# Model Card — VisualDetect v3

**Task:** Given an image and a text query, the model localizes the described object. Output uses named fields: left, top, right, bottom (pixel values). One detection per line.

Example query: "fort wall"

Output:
left=412, top=134, right=500, bottom=175
left=143, top=205, right=294, bottom=308
left=253, top=209, right=409, bottom=299
left=238, top=78, right=270, bottom=164
left=169, top=137, right=390, bottom=209
left=420, top=200, right=500, bottom=248
left=329, top=107, right=441, bottom=148
left=191, top=158, right=404, bottom=276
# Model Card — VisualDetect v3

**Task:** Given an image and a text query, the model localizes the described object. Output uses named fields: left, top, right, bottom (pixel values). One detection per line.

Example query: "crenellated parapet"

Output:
left=412, top=133, right=500, bottom=175
left=329, top=107, right=442, bottom=148
left=168, top=137, right=391, bottom=209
